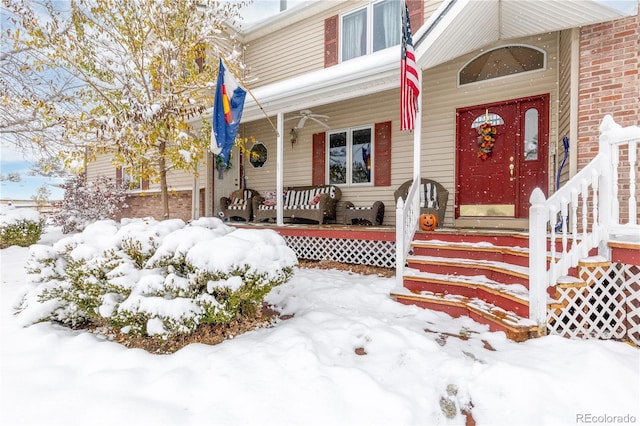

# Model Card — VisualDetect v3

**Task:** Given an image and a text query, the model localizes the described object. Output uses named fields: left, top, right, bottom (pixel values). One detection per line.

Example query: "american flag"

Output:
left=400, top=1, right=419, bottom=131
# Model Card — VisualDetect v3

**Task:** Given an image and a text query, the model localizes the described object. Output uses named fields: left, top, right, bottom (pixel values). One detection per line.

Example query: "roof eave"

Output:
left=241, top=48, right=400, bottom=122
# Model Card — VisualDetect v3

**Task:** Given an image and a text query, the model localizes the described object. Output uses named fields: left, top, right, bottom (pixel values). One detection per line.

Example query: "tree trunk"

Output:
left=158, top=140, right=170, bottom=219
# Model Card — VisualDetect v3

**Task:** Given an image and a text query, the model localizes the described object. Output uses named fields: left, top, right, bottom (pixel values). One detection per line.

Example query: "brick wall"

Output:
left=578, top=14, right=639, bottom=167
left=578, top=14, right=639, bottom=224
left=115, top=189, right=206, bottom=222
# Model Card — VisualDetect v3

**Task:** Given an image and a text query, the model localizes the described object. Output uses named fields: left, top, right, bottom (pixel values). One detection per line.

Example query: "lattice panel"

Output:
left=548, top=263, right=640, bottom=345
left=283, top=235, right=396, bottom=268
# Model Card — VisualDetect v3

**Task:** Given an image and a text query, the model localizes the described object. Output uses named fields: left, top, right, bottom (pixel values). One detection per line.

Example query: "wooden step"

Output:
left=411, top=239, right=531, bottom=267
left=391, top=290, right=541, bottom=342
left=406, top=255, right=529, bottom=286
left=414, top=230, right=529, bottom=248
left=415, top=229, right=597, bottom=255
left=608, top=241, right=640, bottom=266
left=403, top=268, right=530, bottom=316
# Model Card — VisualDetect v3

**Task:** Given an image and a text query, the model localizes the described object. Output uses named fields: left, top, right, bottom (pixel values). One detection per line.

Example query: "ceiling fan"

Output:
left=285, top=109, right=330, bottom=129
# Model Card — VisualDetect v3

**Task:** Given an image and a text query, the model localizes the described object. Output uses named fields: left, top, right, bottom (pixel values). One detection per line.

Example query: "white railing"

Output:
left=395, top=177, right=421, bottom=287
left=529, top=115, right=640, bottom=328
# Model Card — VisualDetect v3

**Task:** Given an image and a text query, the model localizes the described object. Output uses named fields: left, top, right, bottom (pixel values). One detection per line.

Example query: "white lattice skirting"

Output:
left=283, top=235, right=396, bottom=268
left=548, top=263, right=640, bottom=345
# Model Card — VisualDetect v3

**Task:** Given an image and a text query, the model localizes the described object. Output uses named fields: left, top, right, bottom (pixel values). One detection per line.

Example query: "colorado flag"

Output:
left=211, top=58, right=246, bottom=165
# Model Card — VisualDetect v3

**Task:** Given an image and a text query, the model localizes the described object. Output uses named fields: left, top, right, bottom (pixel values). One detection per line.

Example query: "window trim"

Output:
left=326, top=124, right=375, bottom=187
left=122, top=165, right=143, bottom=191
left=249, top=142, right=268, bottom=168
left=338, top=0, right=401, bottom=63
left=457, top=44, right=547, bottom=87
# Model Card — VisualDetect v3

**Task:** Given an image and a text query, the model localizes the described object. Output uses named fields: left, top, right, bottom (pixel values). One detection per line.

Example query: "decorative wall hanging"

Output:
left=477, top=110, right=497, bottom=161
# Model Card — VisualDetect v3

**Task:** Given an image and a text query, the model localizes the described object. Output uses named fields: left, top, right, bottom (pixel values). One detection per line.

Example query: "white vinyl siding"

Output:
left=243, top=0, right=442, bottom=88
left=420, top=32, right=560, bottom=224
left=241, top=33, right=559, bottom=226
left=86, top=154, right=117, bottom=182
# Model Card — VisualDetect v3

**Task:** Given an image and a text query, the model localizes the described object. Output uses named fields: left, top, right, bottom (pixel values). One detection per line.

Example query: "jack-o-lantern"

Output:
left=419, top=213, right=438, bottom=231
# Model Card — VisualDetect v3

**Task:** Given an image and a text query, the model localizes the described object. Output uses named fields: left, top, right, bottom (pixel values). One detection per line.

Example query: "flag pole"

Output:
left=220, top=59, right=280, bottom=138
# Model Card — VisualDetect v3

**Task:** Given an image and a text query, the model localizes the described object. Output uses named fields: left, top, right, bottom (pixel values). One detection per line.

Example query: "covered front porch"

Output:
left=233, top=219, right=640, bottom=344
left=232, top=221, right=529, bottom=270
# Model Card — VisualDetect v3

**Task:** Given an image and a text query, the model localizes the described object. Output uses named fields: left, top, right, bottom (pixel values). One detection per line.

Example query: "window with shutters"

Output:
left=325, top=1, right=422, bottom=67
left=313, top=121, right=390, bottom=187
left=328, top=126, right=374, bottom=186
left=340, top=0, right=401, bottom=62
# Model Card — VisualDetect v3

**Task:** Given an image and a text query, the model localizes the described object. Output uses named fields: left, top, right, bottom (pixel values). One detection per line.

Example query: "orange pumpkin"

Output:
left=419, top=213, right=438, bottom=231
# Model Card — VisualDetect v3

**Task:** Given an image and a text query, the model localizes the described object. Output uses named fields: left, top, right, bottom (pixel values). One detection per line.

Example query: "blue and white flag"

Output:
left=211, top=58, right=246, bottom=165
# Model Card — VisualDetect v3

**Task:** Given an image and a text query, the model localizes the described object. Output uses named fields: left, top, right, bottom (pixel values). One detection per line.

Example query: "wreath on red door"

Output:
left=477, top=122, right=497, bottom=160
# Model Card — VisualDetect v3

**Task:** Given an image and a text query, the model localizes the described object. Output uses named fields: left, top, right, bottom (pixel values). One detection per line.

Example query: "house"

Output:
left=86, top=0, right=638, bottom=227
left=86, top=0, right=639, bottom=342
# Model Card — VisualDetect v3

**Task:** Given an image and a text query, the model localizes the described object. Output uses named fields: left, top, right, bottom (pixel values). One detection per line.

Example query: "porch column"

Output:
left=413, top=74, right=422, bottom=182
left=192, top=176, right=200, bottom=220
left=276, top=112, right=284, bottom=226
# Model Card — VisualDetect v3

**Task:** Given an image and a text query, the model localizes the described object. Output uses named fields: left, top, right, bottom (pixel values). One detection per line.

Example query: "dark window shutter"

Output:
left=407, top=0, right=424, bottom=30
left=324, top=15, right=338, bottom=68
left=142, top=177, right=149, bottom=190
left=312, top=132, right=326, bottom=185
left=374, top=121, right=392, bottom=187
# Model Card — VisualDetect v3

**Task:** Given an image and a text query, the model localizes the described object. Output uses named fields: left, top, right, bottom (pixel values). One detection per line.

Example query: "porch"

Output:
left=234, top=221, right=639, bottom=344
left=226, top=110, right=640, bottom=344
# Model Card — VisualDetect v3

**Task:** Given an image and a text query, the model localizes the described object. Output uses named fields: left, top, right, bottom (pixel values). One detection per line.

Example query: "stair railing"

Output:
left=529, top=115, right=640, bottom=329
left=395, top=177, right=421, bottom=287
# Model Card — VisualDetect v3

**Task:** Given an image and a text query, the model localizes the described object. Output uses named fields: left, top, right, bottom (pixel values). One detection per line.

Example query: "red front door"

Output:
left=456, top=95, right=548, bottom=218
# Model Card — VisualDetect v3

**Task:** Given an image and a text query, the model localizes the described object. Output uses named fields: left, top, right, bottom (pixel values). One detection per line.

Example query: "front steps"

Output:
left=391, top=230, right=543, bottom=342
left=391, top=230, right=640, bottom=342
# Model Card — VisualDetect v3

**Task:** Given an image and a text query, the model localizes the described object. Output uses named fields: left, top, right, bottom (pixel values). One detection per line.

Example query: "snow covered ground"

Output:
left=1, top=225, right=638, bottom=426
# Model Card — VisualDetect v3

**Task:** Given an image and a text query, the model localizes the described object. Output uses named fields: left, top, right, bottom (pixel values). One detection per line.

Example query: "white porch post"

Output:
left=192, top=176, right=200, bottom=220
left=413, top=76, right=422, bottom=182
left=276, top=112, right=284, bottom=226
left=529, top=188, right=549, bottom=332
left=396, top=73, right=423, bottom=287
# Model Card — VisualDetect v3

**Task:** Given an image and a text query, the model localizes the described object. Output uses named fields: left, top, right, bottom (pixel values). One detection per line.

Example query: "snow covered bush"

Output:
left=0, top=206, right=45, bottom=249
left=18, top=217, right=297, bottom=338
left=51, top=175, right=129, bottom=233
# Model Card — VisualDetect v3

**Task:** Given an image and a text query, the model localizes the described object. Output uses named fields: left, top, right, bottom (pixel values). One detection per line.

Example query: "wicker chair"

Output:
left=253, top=185, right=341, bottom=224
left=394, top=179, right=448, bottom=226
left=220, top=188, right=259, bottom=222
left=344, top=201, right=385, bottom=225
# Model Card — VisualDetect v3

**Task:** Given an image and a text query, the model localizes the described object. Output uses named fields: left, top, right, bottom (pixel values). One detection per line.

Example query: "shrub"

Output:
left=17, top=218, right=298, bottom=339
left=0, top=207, right=45, bottom=249
left=51, top=175, right=129, bottom=233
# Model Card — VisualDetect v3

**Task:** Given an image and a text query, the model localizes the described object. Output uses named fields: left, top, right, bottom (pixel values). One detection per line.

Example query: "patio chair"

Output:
left=220, top=188, right=259, bottom=222
left=344, top=201, right=385, bottom=225
left=394, top=179, right=448, bottom=226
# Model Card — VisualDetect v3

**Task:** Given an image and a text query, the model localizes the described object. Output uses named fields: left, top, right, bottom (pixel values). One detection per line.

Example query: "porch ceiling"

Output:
left=240, top=0, right=636, bottom=123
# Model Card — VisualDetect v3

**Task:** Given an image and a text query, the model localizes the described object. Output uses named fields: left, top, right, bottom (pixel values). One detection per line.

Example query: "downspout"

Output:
left=569, top=27, right=580, bottom=177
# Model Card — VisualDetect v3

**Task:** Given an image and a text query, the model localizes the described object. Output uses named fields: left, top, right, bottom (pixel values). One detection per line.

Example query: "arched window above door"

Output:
left=471, top=112, right=504, bottom=128
left=459, top=45, right=545, bottom=85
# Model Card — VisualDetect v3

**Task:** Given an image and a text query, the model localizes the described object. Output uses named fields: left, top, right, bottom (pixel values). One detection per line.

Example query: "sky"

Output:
left=0, top=215, right=638, bottom=425
left=0, top=158, right=65, bottom=201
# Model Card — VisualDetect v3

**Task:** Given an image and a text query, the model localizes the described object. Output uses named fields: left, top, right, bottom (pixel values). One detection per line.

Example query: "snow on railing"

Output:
left=529, top=115, right=640, bottom=328
left=395, top=177, right=421, bottom=287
